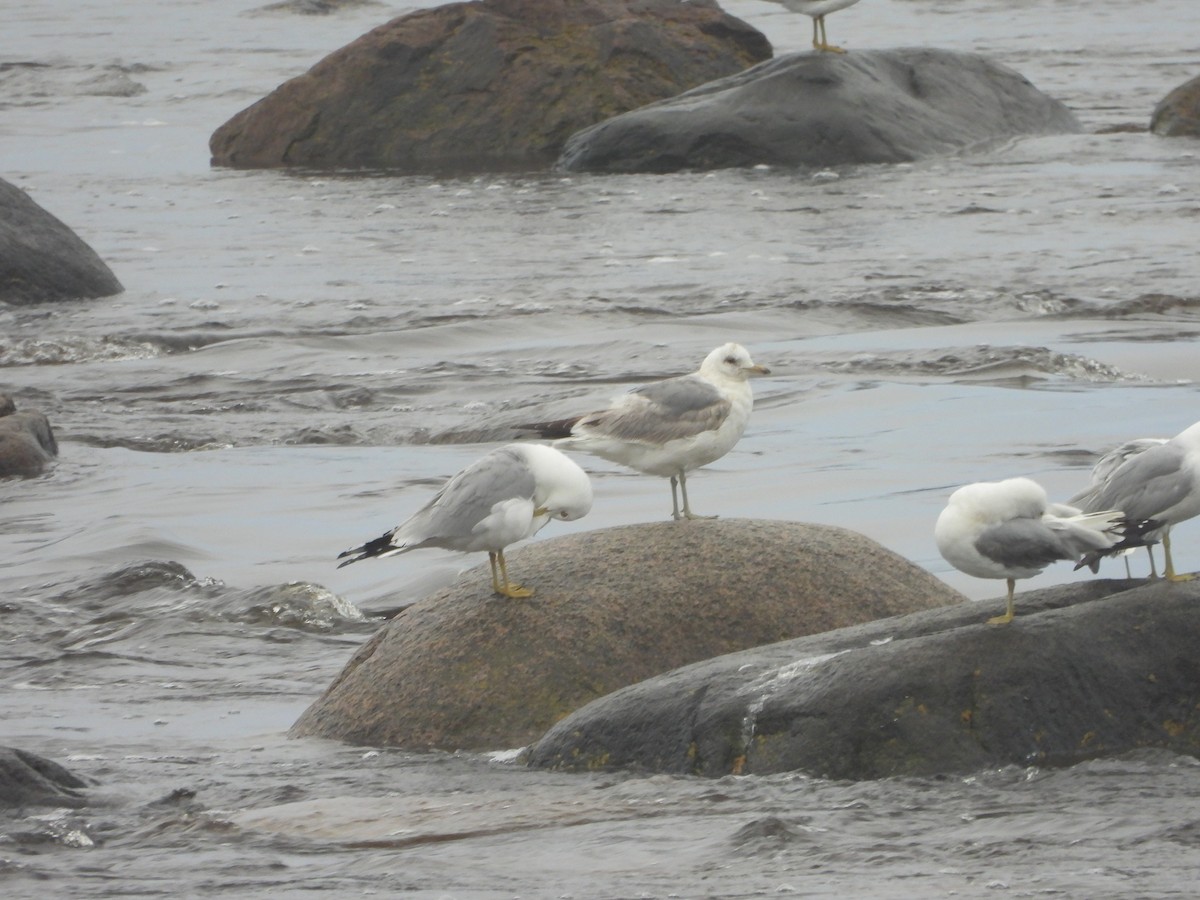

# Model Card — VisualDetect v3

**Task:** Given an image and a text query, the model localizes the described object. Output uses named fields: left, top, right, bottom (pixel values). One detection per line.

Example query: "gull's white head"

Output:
left=520, top=443, right=594, bottom=522
left=945, top=477, right=1049, bottom=524
left=700, top=343, right=770, bottom=382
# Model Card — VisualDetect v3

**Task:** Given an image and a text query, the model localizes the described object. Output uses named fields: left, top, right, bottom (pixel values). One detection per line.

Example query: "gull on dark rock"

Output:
left=935, top=477, right=1123, bottom=624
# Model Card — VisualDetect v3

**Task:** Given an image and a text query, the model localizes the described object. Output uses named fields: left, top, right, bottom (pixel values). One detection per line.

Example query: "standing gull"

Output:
left=1071, top=420, right=1200, bottom=581
left=337, top=443, right=592, bottom=598
left=766, top=0, right=863, bottom=54
left=1076, top=436, right=1167, bottom=577
left=519, top=343, right=769, bottom=521
left=935, top=477, right=1124, bottom=625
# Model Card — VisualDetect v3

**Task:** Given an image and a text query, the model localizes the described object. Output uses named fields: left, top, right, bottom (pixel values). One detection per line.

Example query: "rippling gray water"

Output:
left=3, top=0, right=1200, bottom=896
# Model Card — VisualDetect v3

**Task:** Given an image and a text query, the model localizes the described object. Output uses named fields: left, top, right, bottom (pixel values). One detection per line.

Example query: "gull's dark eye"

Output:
left=725, top=356, right=738, bottom=365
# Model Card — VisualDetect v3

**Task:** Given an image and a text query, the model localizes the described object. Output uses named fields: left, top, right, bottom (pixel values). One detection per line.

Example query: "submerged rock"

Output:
left=210, top=0, right=772, bottom=174
left=0, top=747, right=89, bottom=809
left=289, top=519, right=964, bottom=751
left=558, top=47, right=1082, bottom=173
left=528, top=579, right=1200, bottom=779
left=0, top=177, right=123, bottom=305
left=0, top=395, right=59, bottom=479
left=1151, top=74, right=1200, bottom=137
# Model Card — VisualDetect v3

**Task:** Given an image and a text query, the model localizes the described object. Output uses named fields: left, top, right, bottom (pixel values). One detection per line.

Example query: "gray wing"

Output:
left=393, top=447, right=537, bottom=548
left=1079, top=443, right=1190, bottom=521
left=1090, top=438, right=1166, bottom=485
left=580, top=374, right=731, bottom=444
left=974, top=519, right=1073, bottom=570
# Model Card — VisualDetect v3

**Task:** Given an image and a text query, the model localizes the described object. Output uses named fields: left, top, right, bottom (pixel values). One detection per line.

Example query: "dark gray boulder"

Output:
left=1151, top=73, right=1200, bottom=137
left=210, top=0, right=772, bottom=174
left=0, top=177, right=123, bottom=305
left=0, top=747, right=89, bottom=809
left=558, top=47, right=1082, bottom=173
left=528, top=579, right=1200, bottom=779
left=0, top=395, right=59, bottom=478
left=290, top=519, right=964, bottom=750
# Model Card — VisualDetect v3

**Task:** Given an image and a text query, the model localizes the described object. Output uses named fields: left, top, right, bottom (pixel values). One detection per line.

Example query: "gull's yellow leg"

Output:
left=669, top=474, right=683, bottom=521
left=1163, top=532, right=1195, bottom=582
left=988, top=578, right=1016, bottom=625
left=678, top=471, right=717, bottom=521
left=811, top=16, right=821, bottom=50
left=488, top=551, right=503, bottom=594
left=493, top=550, right=534, bottom=598
left=816, top=15, right=848, bottom=54
left=1147, top=544, right=1160, bottom=579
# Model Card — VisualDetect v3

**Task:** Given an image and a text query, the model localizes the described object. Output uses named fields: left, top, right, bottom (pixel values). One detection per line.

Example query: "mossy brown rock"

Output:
left=528, top=579, right=1200, bottom=779
left=1151, top=74, right=1200, bottom=137
left=209, top=0, right=772, bottom=174
left=290, top=519, right=964, bottom=750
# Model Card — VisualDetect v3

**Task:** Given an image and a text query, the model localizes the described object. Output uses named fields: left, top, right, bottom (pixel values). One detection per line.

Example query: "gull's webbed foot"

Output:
left=495, top=583, right=535, bottom=599
left=490, top=551, right=534, bottom=598
left=988, top=582, right=1016, bottom=625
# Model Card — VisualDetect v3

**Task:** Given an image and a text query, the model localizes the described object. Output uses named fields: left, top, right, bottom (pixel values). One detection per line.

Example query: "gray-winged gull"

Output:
left=1071, top=420, right=1200, bottom=581
left=1076, top=436, right=1168, bottom=577
left=935, top=476, right=1124, bottom=624
left=519, top=343, right=769, bottom=521
left=337, top=443, right=592, bottom=598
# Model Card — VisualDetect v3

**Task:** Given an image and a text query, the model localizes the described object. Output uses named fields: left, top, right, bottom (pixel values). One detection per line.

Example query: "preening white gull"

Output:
left=935, top=477, right=1124, bottom=625
left=1071, top=420, right=1200, bottom=581
left=764, top=0, right=862, bottom=53
left=519, top=343, right=769, bottom=521
left=337, top=443, right=592, bottom=598
left=1076, top=437, right=1167, bottom=577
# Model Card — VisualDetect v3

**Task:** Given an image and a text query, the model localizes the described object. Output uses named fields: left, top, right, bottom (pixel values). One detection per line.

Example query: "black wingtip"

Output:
left=515, top=416, right=582, bottom=440
left=1074, top=517, right=1165, bottom=571
left=335, top=531, right=394, bottom=568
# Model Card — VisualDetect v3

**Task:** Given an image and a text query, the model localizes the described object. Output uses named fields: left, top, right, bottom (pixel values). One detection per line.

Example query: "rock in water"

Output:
left=0, top=177, right=123, bottom=305
left=1151, top=74, right=1200, bottom=137
left=290, top=519, right=964, bottom=751
left=558, top=47, right=1082, bottom=173
left=0, top=747, right=89, bottom=809
left=0, top=395, right=59, bottom=479
left=528, top=579, right=1200, bottom=779
left=209, top=0, right=772, bottom=174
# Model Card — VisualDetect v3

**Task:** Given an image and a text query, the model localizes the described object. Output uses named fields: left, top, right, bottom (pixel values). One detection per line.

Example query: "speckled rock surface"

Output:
left=1151, top=73, right=1200, bottom=136
left=290, top=519, right=964, bottom=750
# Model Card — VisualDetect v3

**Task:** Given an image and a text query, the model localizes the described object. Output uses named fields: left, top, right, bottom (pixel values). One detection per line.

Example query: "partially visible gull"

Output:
left=519, top=343, right=769, bottom=522
left=1076, top=437, right=1167, bottom=577
left=1072, top=420, right=1200, bottom=581
left=766, top=0, right=863, bottom=53
left=935, top=477, right=1124, bottom=625
left=337, top=443, right=592, bottom=598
